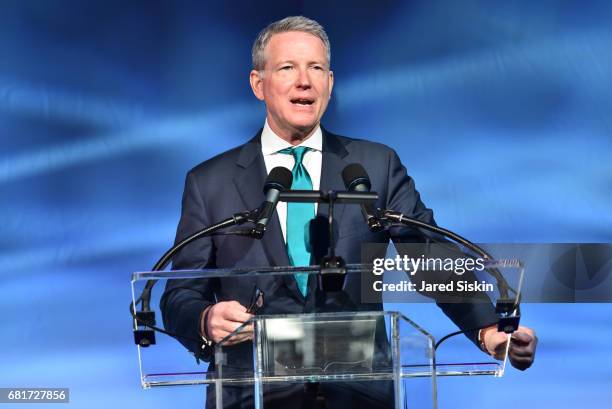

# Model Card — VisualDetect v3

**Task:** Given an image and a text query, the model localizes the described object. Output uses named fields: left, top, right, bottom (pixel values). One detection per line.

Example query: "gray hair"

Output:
left=252, top=16, right=331, bottom=71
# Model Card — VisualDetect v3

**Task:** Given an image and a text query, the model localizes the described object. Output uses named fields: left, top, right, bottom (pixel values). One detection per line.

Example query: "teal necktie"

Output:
left=278, top=146, right=314, bottom=297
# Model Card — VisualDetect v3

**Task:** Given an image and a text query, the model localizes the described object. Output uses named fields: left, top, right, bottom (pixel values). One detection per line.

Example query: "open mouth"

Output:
left=290, top=98, right=315, bottom=106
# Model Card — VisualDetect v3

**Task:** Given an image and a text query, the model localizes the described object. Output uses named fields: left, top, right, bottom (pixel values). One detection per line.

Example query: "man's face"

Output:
left=250, top=31, right=334, bottom=141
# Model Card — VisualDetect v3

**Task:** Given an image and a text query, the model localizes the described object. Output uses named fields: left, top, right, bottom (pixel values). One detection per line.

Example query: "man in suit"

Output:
left=161, top=16, right=537, bottom=408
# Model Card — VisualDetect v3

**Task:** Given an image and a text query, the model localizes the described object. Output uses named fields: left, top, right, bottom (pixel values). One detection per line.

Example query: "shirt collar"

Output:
left=261, top=120, right=323, bottom=155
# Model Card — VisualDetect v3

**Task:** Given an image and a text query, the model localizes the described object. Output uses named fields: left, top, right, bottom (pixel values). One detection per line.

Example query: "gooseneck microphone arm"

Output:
left=135, top=211, right=254, bottom=313
left=379, top=210, right=514, bottom=300
left=341, top=163, right=521, bottom=352
left=341, top=163, right=515, bottom=300
left=130, top=211, right=256, bottom=347
left=131, top=167, right=294, bottom=347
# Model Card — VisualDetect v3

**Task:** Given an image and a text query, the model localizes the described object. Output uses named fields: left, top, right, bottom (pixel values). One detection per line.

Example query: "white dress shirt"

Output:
left=261, top=121, right=322, bottom=244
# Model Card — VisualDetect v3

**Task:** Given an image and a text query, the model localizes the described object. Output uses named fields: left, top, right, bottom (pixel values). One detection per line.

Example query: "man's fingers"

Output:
left=209, top=318, right=248, bottom=336
left=215, top=328, right=254, bottom=345
left=510, top=359, right=532, bottom=371
left=511, top=331, right=534, bottom=346
left=483, top=325, right=537, bottom=370
left=204, top=301, right=257, bottom=345
left=517, top=326, right=535, bottom=337
left=509, top=354, right=534, bottom=371
left=492, top=345, right=507, bottom=360
left=206, top=301, right=253, bottom=340
left=509, top=341, right=536, bottom=360
left=509, top=348, right=531, bottom=358
left=508, top=326, right=537, bottom=370
left=484, top=330, right=509, bottom=359
left=218, top=320, right=252, bottom=335
left=510, top=343, right=535, bottom=357
left=221, top=302, right=253, bottom=323
left=210, top=320, right=254, bottom=344
left=220, top=334, right=250, bottom=345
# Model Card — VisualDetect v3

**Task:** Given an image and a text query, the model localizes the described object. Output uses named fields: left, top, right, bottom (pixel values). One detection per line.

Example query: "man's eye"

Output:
left=280, top=66, right=293, bottom=70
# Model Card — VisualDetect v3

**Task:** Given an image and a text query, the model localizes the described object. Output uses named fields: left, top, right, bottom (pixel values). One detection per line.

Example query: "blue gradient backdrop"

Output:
left=1, top=1, right=611, bottom=408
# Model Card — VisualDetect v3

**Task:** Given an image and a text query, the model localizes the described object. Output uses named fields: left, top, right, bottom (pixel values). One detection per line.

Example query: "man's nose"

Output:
left=295, top=69, right=311, bottom=89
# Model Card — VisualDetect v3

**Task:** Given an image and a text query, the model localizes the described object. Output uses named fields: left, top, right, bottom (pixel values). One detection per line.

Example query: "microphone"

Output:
left=252, top=166, right=293, bottom=239
left=341, top=164, right=383, bottom=232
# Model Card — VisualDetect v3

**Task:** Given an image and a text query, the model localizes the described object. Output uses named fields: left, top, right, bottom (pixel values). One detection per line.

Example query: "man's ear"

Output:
left=250, top=70, right=265, bottom=101
left=328, top=70, right=334, bottom=98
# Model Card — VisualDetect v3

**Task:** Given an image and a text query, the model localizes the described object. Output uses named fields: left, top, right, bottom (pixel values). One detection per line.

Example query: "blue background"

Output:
left=1, top=1, right=611, bottom=407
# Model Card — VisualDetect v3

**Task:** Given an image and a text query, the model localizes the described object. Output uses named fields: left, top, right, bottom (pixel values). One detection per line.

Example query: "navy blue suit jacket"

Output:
left=160, top=128, right=497, bottom=364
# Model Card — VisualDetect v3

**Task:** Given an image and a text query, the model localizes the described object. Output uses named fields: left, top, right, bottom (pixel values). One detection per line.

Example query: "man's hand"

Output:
left=482, top=325, right=538, bottom=370
left=202, top=301, right=254, bottom=346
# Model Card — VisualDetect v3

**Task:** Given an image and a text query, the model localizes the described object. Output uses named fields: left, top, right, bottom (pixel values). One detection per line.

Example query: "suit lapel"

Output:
left=317, top=128, right=350, bottom=237
left=233, top=128, right=350, bottom=304
left=233, top=131, right=290, bottom=268
left=306, top=128, right=351, bottom=273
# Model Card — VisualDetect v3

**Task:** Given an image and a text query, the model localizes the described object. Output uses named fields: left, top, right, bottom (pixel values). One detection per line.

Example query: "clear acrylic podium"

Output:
left=131, top=260, right=523, bottom=408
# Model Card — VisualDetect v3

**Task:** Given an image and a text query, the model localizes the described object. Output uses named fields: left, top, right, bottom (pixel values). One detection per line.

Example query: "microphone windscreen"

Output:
left=264, top=166, right=293, bottom=193
left=341, top=163, right=371, bottom=191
